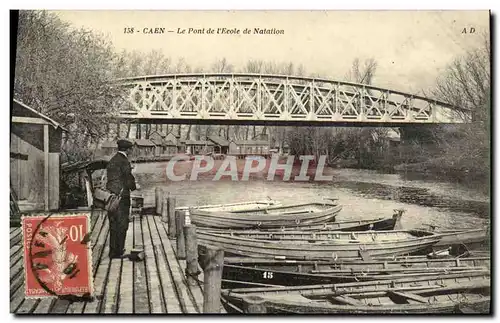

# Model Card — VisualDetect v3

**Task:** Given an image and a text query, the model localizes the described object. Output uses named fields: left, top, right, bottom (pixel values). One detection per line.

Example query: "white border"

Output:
left=2, top=2, right=497, bottom=323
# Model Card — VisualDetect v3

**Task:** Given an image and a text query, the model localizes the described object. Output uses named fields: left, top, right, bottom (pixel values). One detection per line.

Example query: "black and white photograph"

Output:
left=8, top=9, right=491, bottom=315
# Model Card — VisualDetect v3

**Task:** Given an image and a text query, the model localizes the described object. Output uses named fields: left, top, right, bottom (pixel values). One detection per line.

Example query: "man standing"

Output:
left=106, top=139, right=136, bottom=259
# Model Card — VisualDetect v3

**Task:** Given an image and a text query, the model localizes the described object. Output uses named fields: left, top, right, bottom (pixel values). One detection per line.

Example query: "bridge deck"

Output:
left=10, top=212, right=220, bottom=314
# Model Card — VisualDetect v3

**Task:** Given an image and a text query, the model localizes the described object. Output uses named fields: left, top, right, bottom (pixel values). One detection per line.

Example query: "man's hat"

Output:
left=117, top=139, right=133, bottom=150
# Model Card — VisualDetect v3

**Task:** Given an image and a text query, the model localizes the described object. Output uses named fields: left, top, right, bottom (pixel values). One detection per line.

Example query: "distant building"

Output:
left=185, top=140, right=214, bottom=154
left=207, top=135, right=230, bottom=154
left=382, top=129, right=401, bottom=149
left=229, top=140, right=270, bottom=155
left=178, top=139, right=187, bottom=154
left=163, top=141, right=178, bottom=155
left=149, top=131, right=165, bottom=156
left=10, top=100, right=66, bottom=211
left=165, top=132, right=181, bottom=145
left=165, top=132, right=184, bottom=153
left=132, top=139, right=156, bottom=158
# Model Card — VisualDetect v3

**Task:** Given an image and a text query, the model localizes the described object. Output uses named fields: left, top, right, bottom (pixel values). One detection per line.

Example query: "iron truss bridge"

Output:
left=115, top=73, right=471, bottom=126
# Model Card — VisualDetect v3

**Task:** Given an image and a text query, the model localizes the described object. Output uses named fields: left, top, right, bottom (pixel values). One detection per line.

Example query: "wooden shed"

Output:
left=10, top=100, right=66, bottom=211
left=208, top=135, right=230, bottom=154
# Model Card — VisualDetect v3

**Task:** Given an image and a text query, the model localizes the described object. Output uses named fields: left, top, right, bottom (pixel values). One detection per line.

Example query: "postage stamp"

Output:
left=21, top=213, right=93, bottom=299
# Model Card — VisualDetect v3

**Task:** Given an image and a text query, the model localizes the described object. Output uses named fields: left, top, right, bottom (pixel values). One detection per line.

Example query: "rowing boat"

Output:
left=433, top=227, right=489, bottom=249
left=197, top=229, right=441, bottom=260
left=220, top=255, right=491, bottom=288
left=204, top=214, right=399, bottom=233
left=221, top=271, right=491, bottom=314
left=190, top=200, right=342, bottom=229
left=176, top=200, right=281, bottom=212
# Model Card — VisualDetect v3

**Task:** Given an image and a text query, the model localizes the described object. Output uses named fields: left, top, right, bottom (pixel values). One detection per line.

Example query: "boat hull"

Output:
left=220, top=256, right=491, bottom=288
left=198, top=229, right=441, bottom=261
left=221, top=272, right=491, bottom=314
left=204, top=216, right=398, bottom=233
left=434, top=228, right=489, bottom=249
left=191, top=202, right=342, bottom=229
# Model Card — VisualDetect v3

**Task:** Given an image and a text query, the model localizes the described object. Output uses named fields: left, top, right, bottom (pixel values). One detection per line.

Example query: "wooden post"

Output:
left=393, top=209, right=405, bottom=230
left=203, top=247, right=224, bottom=313
left=175, top=210, right=186, bottom=259
left=184, top=224, right=199, bottom=286
left=161, top=196, right=169, bottom=223
left=167, top=196, right=176, bottom=239
left=44, top=124, right=49, bottom=211
left=155, top=187, right=163, bottom=215
left=243, top=296, right=267, bottom=314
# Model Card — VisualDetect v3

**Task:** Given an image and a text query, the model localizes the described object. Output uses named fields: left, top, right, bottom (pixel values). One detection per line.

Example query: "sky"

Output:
left=52, top=10, right=489, bottom=95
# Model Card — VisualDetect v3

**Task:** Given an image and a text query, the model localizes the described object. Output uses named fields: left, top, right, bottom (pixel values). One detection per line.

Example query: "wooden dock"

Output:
left=10, top=211, right=223, bottom=314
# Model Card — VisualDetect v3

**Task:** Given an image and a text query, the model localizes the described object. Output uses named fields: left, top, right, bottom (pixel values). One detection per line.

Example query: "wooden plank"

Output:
left=92, top=218, right=110, bottom=276
left=133, top=215, right=150, bottom=313
left=15, top=298, right=39, bottom=314
left=102, top=259, right=122, bottom=313
left=155, top=217, right=196, bottom=313
left=10, top=282, right=26, bottom=312
left=118, top=218, right=135, bottom=314
left=387, top=291, right=428, bottom=304
left=10, top=234, right=22, bottom=249
left=10, top=228, right=22, bottom=248
left=12, top=116, right=52, bottom=125
left=49, top=299, right=71, bottom=314
left=142, top=216, right=165, bottom=313
left=44, top=124, right=49, bottom=211
left=147, top=216, right=182, bottom=314
left=83, top=243, right=111, bottom=313
left=10, top=271, right=24, bottom=297
left=332, top=295, right=363, bottom=306
left=10, top=227, right=21, bottom=240
left=48, top=153, right=59, bottom=210
left=172, top=239, right=203, bottom=312
left=10, top=252, right=24, bottom=280
left=33, top=298, right=55, bottom=314
left=10, top=244, right=22, bottom=257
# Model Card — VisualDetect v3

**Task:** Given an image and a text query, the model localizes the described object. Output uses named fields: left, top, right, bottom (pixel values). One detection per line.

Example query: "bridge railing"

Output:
left=114, top=73, right=472, bottom=124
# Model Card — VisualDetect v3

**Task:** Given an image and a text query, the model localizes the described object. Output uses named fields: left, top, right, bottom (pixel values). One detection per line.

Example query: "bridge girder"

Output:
left=115, top=73, right=471, bottom=126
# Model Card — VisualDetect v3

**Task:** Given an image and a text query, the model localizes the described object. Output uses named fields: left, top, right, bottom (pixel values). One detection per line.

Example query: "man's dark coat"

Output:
left=105, top=152, right=136, bottom=258
left=106, top=152, right=136, bottom=197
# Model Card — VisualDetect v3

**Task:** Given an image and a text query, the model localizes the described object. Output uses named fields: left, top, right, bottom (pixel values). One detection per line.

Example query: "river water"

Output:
left=133, top=160, right=490, bottom=231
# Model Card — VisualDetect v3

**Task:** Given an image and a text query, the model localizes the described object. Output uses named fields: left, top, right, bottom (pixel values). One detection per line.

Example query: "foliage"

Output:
left=397, top=35, right=491, bottom=179
left=14, top=10, right=124, bottom=162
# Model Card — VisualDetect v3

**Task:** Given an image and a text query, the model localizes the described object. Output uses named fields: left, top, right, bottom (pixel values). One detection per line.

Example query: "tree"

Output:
left=14, top=10, right=123, bottom=162
left=429, top=35, right=490, bottom=176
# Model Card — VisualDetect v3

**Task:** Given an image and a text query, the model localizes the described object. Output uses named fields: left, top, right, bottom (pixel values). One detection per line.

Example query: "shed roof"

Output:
left=134, top=139, right=156, bottom=147
left=185, top=140, right=214, bottom=146
left=164, top=140, right=177, bottom=146
left=166, top=131, right=181, bottom=138
left=233, top=140, right=270, bottom=146
left=208, top=135, right=230, bottom=146
left=12, top=99, right=67, bottom=131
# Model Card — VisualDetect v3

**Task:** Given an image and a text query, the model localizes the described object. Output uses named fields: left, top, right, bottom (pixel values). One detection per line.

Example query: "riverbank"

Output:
left=394, top=158, right=489, bottom=183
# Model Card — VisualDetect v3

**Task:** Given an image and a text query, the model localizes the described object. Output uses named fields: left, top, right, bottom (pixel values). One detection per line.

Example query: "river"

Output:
left=132, top=160, right=490, bottom=231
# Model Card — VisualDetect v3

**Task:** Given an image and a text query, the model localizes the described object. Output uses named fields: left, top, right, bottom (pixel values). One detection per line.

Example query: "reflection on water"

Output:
left=133, top=162, right=490, bottom=231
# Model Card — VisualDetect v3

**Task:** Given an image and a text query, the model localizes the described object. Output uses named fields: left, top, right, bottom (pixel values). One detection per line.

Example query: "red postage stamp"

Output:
left=22, top=213, right=93, bottom=298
